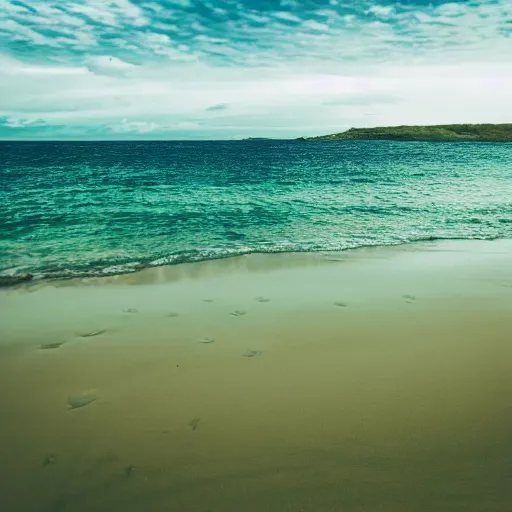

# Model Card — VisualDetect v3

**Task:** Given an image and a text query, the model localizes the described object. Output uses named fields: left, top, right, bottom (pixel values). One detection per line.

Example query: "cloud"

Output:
left=0, top=0, right=511, bottom=139
left=366, top=5, right=393, bottom=18
left=86, top=56, right=136, bottom=76
left=206, top=103, right=230, bottom=112
left=322, top=92, right=399, bottom=106
left=273, top=11, right=302, bottom=23
left=67, top=3, right=119, bottom=27
left=110, top=119, right=160, bottom=133
left=302, top=20, right=329, bottom=32
left=1, top=115, right=45, bottom=128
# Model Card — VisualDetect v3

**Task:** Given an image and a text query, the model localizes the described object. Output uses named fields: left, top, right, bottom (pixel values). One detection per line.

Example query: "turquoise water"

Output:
left=1, top=140, right=511, bottom=280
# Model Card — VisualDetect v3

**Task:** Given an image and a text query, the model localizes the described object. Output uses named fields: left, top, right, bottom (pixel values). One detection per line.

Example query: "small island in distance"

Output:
left=298, top=123, right=512, bottom=142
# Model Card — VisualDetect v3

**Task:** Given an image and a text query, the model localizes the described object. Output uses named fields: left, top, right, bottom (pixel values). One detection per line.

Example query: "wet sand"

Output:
left=1, top=240, right=512, bottom=512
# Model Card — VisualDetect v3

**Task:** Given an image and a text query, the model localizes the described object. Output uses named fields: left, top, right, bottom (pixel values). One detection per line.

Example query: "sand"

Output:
left=0, top=239, right=511, bottom=511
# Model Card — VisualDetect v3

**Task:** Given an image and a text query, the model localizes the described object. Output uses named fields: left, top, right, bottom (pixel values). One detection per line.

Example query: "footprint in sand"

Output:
left=67, top=392, right=97, bottom=410
left=124, top=465, right=138, bottom=478
left=188, top=418, right=201, bottom=431
left=199, top=337, right=215, bottom=344
left=230, top=310, right=246, bottom=317
left=42, top=454, right=57, bottom=467
left=79, top=329, right=106, bottom=338
left=242, top=350, right=262, bottom=358
left=334, top=301, right=348, bottom=307
left=40, top=342, right=65, bottom=350
left=255, top=297, right=270, bottom=303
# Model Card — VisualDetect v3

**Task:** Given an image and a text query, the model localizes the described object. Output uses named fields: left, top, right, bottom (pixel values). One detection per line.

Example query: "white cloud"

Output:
left=1, top=51, right=511, bottom=138
left=315, top=9, right=339, bottom=19
left=86, top=56, right=136, bottom=76
left=367, top=5, right=394, bottom=18
left=67, top=0, right=148, bottom=27
left=195, top=34, right=228, bottom=43
left=32, top=4, right=86, bottom=27
left=190, top=21, right=207, bottom=32
left=111, top=0, right=148, bottom=26
left=111, top=120, right=160, bottom=133
left=302, top=20, right=329, bottom=32
left=273, top=12, right=302, bottom=23
left=0, top=18, right=59, bottom=46
left=3, top=115, right=44, bottom=128
left=67, top=4, right=119, bottom=26
left=436, top=3, right=466, bottom=17
left=242, top=12, right=268, bottom=24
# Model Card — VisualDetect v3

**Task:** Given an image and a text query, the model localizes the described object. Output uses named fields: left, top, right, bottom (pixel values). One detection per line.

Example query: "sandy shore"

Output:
left=1, top=239, right=511, bottom=512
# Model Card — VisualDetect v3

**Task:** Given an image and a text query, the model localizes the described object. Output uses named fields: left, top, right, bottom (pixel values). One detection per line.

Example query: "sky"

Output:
left=0, top=0, right=511, bottom=140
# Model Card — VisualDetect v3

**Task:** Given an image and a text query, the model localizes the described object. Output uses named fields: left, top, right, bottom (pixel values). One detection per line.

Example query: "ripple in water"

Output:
left=1, top=140, right=511, bottom=281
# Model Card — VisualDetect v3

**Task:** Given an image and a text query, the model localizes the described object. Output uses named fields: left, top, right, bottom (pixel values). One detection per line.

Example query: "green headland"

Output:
left=298, top=123, right=512, bottom=142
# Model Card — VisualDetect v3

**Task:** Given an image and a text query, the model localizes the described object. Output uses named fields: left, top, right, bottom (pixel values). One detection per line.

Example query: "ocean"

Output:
left=1, top=140, right=511, bottom=281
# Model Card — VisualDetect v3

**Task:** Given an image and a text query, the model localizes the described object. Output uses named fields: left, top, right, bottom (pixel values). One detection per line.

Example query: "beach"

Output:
left=1, top=239, right=511, bottom=511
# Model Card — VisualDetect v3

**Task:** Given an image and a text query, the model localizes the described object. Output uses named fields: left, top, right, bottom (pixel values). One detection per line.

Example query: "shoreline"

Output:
left=1, top=235, right=506, bottom=291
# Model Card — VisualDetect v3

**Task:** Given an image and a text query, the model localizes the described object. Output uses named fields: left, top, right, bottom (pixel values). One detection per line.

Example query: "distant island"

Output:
left=298, top=124, right=512, bottom=142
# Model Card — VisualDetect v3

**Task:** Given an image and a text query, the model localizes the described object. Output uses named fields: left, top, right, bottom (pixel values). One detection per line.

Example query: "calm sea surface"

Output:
left=1, top=140, right=511, bottom=280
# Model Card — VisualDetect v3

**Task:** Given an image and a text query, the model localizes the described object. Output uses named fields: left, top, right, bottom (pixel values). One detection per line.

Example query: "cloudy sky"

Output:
left=0, top=0, right=511, bottom=139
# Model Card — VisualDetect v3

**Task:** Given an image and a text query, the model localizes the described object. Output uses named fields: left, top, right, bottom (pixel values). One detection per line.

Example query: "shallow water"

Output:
left=1, top=140, right=511, bottom=280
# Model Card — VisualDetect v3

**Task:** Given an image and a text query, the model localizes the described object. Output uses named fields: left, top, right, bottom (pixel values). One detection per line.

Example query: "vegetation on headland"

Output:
left=298, top=124, right=512, bottom=142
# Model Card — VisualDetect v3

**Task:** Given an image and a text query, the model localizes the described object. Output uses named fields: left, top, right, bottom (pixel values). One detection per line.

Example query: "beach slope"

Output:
left=1, top=240, right=511, bottom=512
